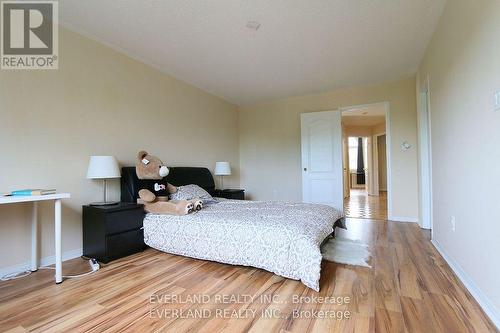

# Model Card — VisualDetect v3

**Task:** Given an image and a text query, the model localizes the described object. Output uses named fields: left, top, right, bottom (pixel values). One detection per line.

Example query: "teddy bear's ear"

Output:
left=137, top=150, right=148, bottom=161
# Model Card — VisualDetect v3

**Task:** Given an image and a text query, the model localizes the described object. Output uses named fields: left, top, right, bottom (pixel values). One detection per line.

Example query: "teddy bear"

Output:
left=135, top=151, right=202, bottom=215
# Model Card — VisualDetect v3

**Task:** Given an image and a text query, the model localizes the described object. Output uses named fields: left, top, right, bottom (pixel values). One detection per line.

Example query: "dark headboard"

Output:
left=121, top=166, right=216, bottom=203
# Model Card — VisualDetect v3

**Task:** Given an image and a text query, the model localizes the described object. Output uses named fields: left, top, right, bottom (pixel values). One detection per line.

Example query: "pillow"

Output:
left=169, top=184, right=216, bottom=204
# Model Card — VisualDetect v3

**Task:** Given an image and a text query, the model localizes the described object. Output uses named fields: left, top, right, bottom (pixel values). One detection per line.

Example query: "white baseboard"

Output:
left=389, top=215, right=418, bottom=223
left=431, top=239, right=500, bottom=330
left=0, top=248, right=82, bottom=277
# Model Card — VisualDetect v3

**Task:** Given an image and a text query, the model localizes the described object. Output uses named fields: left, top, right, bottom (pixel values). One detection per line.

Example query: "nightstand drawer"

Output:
left=83, top=203, right=145, bottom=263
left=105, top=229, right=144, bottom=262
left=105, top=209, right=144, bottom=235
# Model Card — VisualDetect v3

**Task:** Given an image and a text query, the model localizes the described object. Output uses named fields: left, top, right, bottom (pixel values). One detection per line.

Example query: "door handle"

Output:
left=303, top=167, right=307, bottom=171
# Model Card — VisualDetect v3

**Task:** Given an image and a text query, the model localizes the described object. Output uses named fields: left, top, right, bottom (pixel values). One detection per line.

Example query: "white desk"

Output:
left=0, top=193, right=71, bottom=283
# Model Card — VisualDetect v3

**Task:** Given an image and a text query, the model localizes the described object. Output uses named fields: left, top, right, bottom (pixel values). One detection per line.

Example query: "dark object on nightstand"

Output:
left=214, top=189, right=245, bottom=200
left=83, top=203, right=145, bottom=263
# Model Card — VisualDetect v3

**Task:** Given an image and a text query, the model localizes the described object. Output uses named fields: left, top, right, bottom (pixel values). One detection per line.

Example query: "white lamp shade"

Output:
left=86, top=156, right=121, bottom=179
left=214, top=161, right=231, bottom=176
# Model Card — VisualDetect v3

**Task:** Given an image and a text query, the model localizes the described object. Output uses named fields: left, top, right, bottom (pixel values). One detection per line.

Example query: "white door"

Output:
left=301, top=111, right=343, bottom=211
left=342, top=133, right=350, bottom=198
left=419, top=91, right=432, bottom=229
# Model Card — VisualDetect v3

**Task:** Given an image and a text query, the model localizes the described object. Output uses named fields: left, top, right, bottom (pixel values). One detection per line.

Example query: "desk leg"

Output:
left=30, top=202, right=38, bottom=272
left=55, top=199, right=62, bottom=284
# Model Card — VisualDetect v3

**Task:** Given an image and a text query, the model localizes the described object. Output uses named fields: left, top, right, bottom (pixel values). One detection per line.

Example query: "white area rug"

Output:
left=321, top=237, right=372, bottom=268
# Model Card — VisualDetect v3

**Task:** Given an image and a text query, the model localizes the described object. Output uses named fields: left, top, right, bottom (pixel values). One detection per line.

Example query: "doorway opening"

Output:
left=341, top=103, right=389, bottom=220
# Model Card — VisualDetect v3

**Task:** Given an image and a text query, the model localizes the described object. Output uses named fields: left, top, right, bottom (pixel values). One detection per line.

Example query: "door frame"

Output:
left=340, top=102, right=392, bottom=219
left=372, top=132, right=387, bottom=196
left=300, top=110, right=344, bottom=212
left=417, top=76, right=434, bottom=231
left=342, top=130, right=350, bottom=199
left=366, top=136, right=375, bottom=195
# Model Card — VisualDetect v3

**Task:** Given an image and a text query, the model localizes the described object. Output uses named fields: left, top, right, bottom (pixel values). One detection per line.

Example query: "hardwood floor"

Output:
left=344, top=189, right=388, bottom=220
left=0, top=218, right=496, bottom=333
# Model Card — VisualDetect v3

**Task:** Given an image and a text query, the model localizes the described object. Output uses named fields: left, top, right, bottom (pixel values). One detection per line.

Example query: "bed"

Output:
left=121, top=167, right=343, bottom=291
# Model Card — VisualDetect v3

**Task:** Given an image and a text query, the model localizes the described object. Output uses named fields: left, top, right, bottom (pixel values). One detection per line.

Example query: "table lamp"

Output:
left=86, top=156, right=121, bottom=205
left=214, top=162, right=231, bottom=190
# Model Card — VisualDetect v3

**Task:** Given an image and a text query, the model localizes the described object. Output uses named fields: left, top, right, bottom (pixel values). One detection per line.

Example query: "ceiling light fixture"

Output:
left=246, top=21, right=261, bottom=30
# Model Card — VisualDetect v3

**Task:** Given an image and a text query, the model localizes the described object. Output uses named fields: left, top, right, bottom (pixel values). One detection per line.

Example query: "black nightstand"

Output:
left=214, top=189, right=245, bottom=200
left=83, top=203, right=145, bottom=263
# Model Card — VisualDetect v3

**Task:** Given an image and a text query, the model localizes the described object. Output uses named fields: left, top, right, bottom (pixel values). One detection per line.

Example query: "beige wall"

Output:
left=372, top=122, right=386, bottom=135
left=377, top=135, right=387, bottom=191
left=239, top=78, right=418, bottom=220
left=0, top=27, right=239, bottom=269
left=417, top=0, right=500, bottom=317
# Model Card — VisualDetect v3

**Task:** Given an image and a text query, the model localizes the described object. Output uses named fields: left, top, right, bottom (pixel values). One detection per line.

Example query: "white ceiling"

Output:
left=342, top=116, right=385, bottom=127
left=342, top=104, right=386, bottom=117
left=59, top=0, right=446, bottom=105
left=342, top=104, right=386, bottom=126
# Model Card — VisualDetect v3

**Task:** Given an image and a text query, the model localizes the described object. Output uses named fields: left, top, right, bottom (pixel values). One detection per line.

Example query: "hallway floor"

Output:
left=344, top=189, right=388, bottom=220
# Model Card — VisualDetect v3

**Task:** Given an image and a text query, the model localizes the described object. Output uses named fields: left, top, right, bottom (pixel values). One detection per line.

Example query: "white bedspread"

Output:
left=143, top=200, right=342, bottom=291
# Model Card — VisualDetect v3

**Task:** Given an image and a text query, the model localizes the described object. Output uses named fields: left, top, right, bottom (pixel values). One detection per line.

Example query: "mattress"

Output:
left=143, top=199, right=342, bottom=291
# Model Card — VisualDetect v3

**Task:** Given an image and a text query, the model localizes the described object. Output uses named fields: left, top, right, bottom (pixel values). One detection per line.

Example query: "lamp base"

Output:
left=219, top=175, right=225, bottom=190
left=89, top=201, right=119, bottom=206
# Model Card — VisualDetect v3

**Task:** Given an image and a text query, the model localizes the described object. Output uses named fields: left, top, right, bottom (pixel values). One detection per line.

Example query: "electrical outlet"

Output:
left=89, top=259, right=100, bottom=272
left=450, top=216, right=456, bottom=232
